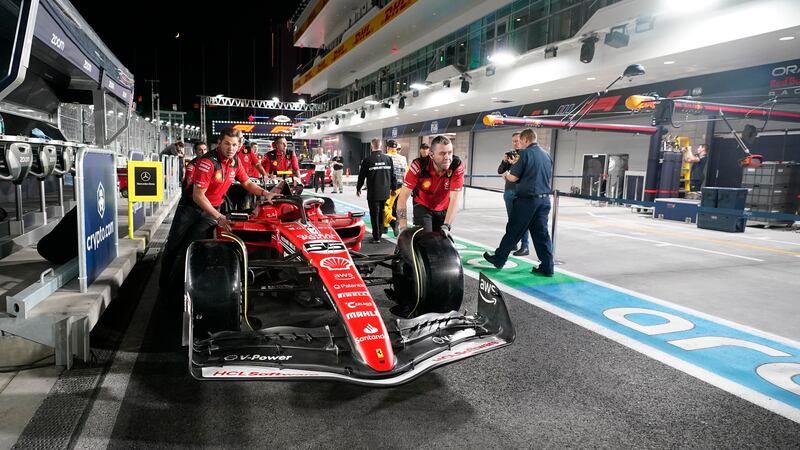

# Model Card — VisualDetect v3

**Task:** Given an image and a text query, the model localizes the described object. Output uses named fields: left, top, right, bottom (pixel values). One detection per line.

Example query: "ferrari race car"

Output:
left=183, top=180, right=515, bottom=385
left=299, top=161, right=332, bottom=187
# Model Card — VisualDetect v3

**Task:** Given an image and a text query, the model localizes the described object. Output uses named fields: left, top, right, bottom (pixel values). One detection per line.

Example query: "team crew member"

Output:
left=262, top=137, right=300, bottom=179
left=385, top=140, right=407, bottom=236
left=228, top=141, right=269, bottom=210
left=483, top=128, right=554, bottom=276
left=159, top=128, right=277, bottom=297
left=395, top=135, right=464, bottom=236
left=312, top=147, right=329, bottom=193
left=356, top=138, right=396, bottom=243
left=183, top=141, right=207, bottom=187
left=331, top=150, right=344, bottom=193
left=498, top=132, right=530, bottom=256
left=418, top=143, right=430, bottom=159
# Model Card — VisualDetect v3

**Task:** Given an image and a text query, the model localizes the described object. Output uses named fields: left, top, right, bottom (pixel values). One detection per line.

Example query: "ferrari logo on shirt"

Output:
left=421, top=180, right=432, bottom=190
left=214, top=171, right=222, bottom=180
left=376, top=348, right=384, bottom=358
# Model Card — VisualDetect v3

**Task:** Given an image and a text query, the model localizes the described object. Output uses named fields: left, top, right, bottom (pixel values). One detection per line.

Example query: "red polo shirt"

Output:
left=262, top=150, right=299, bottom=174
left=237, top=147, right=261, bottom=177
left=404, top=158, right=464, bottom=211
left=193, top=150, right=249, bottom=207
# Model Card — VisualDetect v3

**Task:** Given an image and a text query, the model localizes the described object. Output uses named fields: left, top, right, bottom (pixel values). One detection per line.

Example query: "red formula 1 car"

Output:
left=182, top=181, right=514, bottom=385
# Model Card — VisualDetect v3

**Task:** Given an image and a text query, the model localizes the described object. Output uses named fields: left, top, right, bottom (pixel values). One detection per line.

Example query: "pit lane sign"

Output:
left=127, top=161, right=164, bottom=202
left=76, top=148, right=118, bottom=292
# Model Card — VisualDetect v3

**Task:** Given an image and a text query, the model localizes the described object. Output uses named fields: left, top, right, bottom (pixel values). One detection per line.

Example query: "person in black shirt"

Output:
left=684, top=144, right=708, bottom=192
left=331, top=150, right=344, bottom=193
left=356, top=139, right=396, bottom=243
left=497, top=132, right=530, bottom=256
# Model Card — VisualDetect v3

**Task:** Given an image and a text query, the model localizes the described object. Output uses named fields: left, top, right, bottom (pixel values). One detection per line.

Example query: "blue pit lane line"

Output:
left=329, top=197, right=800, bottom=422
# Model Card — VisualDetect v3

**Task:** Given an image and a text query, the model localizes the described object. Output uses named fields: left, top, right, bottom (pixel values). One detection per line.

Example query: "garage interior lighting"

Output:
left=487, top=51, right=518, bottom=66
left=409, top=82, right=430, bottom=90
left=779, top=36, right=795, bottom=41
left=364, top=99, right=380, bottom=105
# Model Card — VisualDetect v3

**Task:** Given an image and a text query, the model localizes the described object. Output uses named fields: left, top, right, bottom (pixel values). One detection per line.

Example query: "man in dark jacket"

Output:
left=497, top=132, right=530, bottom=256
left=356, top=138, right=396, bottom=243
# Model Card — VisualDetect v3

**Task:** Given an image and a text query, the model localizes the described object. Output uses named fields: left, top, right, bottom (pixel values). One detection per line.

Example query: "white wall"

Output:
left=471, top=127, right=554, bottom=190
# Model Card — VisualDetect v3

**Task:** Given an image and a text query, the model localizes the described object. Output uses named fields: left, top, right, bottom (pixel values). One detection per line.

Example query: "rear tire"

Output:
left=186, top=240, right=242, bottom=339
left=391, top=228, right=463, bottom=317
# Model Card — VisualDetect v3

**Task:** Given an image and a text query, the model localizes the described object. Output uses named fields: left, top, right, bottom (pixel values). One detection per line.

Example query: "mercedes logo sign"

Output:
left=140, top=171, right=152, bottom=182
left=97, top=182, right=105, bottom=219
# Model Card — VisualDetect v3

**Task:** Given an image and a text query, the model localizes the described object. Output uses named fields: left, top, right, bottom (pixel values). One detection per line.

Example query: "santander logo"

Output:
left=363, top=324, right=378, bottom=334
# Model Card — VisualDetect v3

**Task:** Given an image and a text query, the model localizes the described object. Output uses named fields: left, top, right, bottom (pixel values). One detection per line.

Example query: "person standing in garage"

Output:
left=483, top=128, right=554, bottom=276
left=159, top=128, right=277, bottom=299
left=684, top=144, right=708, bottom=192
left=498, top=132, right=530, bottom=256
left=331, top=150, right=345, bottom=193
left=357, top=139, right=396, bottom=243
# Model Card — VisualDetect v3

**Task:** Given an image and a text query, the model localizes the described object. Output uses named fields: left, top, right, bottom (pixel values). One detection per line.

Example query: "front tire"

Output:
left=186, top=240, right=242, bottom=339
left=391, top=228, right=463, bottom=317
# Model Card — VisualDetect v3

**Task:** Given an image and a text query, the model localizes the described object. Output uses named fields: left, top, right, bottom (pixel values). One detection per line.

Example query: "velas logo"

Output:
left=320, top=256, right=352, bottom=271
left=96, top=182, right=105, bottom=218
left=363, top=324, right=378, bottom=334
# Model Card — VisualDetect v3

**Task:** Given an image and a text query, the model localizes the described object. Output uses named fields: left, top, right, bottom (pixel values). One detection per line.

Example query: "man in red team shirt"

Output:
left=229, top=140, right=268, bottom=209
left=395, top=135, right=463, bottom=237
left=262, top=137, right=300, bottom=180
left=183, top=141, right=207, bottom=187
left=159, top=127, right=277, bottom=296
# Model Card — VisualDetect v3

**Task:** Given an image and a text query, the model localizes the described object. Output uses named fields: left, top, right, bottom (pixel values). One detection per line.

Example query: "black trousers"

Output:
left=413, top=203, right=447, bottom=233
left=313, top=171, right=325, bottom=192
left=159, top=202, right=218, bottom=298
left=368, top=199, right=386, bottom=240
left=494, top=197, right=553, bottom=273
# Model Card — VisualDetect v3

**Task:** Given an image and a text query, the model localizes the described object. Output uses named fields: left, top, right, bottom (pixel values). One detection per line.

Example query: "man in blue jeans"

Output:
left=484, top=128, right=554, bottom=276
left=497, top=132, right=529, bottom=256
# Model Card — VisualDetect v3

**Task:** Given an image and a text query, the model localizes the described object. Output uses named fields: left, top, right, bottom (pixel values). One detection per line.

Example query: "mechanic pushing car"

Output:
left=227, top=141, right=269, bottom=210
left=261, top=136, right=301, bottom=180
left=395, top=135, right=464, bottom=236
left=159, top=127, right=278, bottom=298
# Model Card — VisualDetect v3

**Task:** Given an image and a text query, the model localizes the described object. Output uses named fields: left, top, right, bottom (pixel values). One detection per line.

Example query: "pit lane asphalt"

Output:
left=57, top=239, right=800, bottom=449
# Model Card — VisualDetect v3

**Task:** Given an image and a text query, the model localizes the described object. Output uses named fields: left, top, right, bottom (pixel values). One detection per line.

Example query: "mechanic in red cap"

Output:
left=395, top=135, right=464, bottom=238
left=262, top=137, right=300, bottom=180
left=159, top=127, right=277, bottom=298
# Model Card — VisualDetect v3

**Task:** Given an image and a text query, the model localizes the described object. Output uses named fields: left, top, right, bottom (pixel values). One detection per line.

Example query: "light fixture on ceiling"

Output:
left=635, top=16, right=655, bottom=33
left=604, top=25, right=630, bottom=48
left=580, top=34, right=599, bottom=63
left=460, top=73, right=471, bottom=93
left=335, top=116, right=340, bottom=125
left=412, top=90, right=419, bottom=97
left=398, top=94, right=406, bottom=109
left=272, top=96, right=280, bottom=102
left=486, top=65, right=496, bottom=77
left=360, top=108, right=366, bottom=119
left=663, top=60, right=675, bottom=65
left=586, top=77, right=596, bottom=80
left=443, top=79, right=451, bottom=88
left=487, top=50, right=518, bottom=66
left=298, top=98, right=306, bottom=104
left=779, top=36, right=795, bottom=41
left=544, top=46, right=557, bottom=59
left=409, top=82, right=430, bottom=90
left=364, top=99, right=381, bottom=105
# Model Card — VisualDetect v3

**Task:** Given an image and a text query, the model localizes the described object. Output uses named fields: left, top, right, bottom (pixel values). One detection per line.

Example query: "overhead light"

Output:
left=272, top=96, right=280, bottom=102
left=410, top=82, right=429, bottom=90
left=635, top=16, right=655, bottom=33
left=491, top=97, right=498, bottom=100
left=544, top=46, right=558, bottom=59
left=663, top=60, right=675, bottom=65
left=364, top=99, right=380, bottom=105
left=398, top=95, right=406, bottom=109
left=532, top=88, right=540, bottom=91
left=215, top=94, right=225, bottom=97
left=460, top=75, right=470, bottom=93
left=335, top=116, right=339, bottom=125
left=434, top=109, right=439, bottom=112
left=442, top=80, right=451, bottom=88
left=336, top=109, right=350, bottom=115
left=580, top=35, right=599, bottom=63
left=316, top=122, right=321, bottom=129
left=145, top=117, right=151, bottom=122
left=604, top=25, right=630, bottom=48
left=381, top=101, right=391, bottom=108
left=298, top=98, right=306, bottom=104
left=586, top=77, right=596, bottom=80
left=458, top=104, right=464, bottom=107
left=487, top=51, right=517, bottom=66
left=486, top=65, right=496, bottom=77
left=412, top=90, right=419, bottom=97
left=779, top=36, right=795, bottom=41
left=360, top=108, right=366, bottom=119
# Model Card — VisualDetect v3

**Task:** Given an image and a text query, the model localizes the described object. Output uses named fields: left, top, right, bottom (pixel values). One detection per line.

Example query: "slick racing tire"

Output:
left=391, top=227, right=464, bottom=318
left=186, top=240, right=242, bottom=338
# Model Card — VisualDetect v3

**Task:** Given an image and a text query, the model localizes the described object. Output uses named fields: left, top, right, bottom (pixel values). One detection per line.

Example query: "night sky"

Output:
left=70, top=0, right=313, bottom=125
